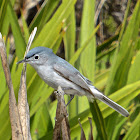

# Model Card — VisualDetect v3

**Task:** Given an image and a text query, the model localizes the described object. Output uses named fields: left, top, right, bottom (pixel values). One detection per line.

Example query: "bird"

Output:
left=18, top=46, right=129, bottom=117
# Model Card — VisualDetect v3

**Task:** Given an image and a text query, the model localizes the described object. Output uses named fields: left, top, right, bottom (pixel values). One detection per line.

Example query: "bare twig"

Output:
left=88, top=117, right=93, bottom=140
left=0, top=27, right=37, bottom=140
left=18, top=65, right=31, bottom=140
left=94, top=0, right=107, bottom=25
left=78, top=118, right=86, bottom=140
left=53, top=86, right=70, bottom=140
left=61, top=111, right=70, bottom=140
left=24, top=27, right=37, bottom=58
left=18, top=27, right=37, bottom=140
left=0, top=33, right=23, bottom=139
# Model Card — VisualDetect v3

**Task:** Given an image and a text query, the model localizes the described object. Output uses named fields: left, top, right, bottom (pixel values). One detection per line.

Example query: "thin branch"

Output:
left=18, top=65, right=31, bottom=140
left=24, top=27, right=37, bottom=58
left=53, top=86, right=70, bottom=140
left=94, top=0, right=107, bottom=25
left=17, top=27, right=37, bottom=140
left=0, top=33, right=23, bottom=139
left=88, top=117, right=93, bottom=140
left=78, top=118, right=86, bottom=140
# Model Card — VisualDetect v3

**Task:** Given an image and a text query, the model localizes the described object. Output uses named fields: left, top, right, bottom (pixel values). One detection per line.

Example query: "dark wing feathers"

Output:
left=53, top=62, right=91, bottom=91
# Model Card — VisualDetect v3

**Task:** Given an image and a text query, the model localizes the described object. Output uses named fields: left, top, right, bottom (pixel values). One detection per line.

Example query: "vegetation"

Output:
left=0, top=0, right=140, bottom=139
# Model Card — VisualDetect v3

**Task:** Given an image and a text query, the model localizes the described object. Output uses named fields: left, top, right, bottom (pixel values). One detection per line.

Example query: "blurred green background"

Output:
left=0, top=0, right=140, bottom=139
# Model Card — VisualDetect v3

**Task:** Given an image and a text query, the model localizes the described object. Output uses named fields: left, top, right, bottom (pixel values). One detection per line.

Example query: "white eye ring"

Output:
left=34, top=55, right=39, bottom=60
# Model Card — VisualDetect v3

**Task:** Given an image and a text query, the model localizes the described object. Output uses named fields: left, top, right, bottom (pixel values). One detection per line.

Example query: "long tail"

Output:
left=89, top=86, right=129, bottom=117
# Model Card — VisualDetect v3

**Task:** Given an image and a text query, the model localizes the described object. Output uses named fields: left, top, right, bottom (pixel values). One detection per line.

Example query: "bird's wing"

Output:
left=53, top=61, right=91, bottom=91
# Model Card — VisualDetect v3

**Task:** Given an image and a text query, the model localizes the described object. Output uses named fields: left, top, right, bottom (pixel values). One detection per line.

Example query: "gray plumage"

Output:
left=18, top=46, right=129, bottom=117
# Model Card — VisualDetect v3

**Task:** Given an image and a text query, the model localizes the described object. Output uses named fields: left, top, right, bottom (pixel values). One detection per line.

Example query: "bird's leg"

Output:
left=62, top=87, right=74, bottom=106
left=66, top=95, right=74, bottom=106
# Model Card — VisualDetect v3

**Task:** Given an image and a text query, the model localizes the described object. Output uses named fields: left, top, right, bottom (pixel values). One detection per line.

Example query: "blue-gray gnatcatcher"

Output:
left=18, top=47, right=129, bottom=117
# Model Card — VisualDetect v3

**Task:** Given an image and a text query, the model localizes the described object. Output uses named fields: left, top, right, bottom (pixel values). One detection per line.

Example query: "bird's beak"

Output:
left=17, top=59, right=26, bottom=64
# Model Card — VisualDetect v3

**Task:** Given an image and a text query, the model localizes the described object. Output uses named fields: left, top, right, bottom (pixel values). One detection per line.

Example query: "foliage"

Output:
left=0, top=0, right=140, bottom=139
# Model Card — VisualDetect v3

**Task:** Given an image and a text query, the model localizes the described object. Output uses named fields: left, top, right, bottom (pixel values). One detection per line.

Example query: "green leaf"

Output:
left=78, top=0, right=96, bottom=81
left=97, top=34, right=119, bottom=54
left=71, top=118, right=92, bottom=139
left=51, top=29, right=64, bottom=53
left=31, top=103, right=53, bottom=139
left=48, top=100, right=57, bottom=127
left=69, top=24, right=100, bottom=66
left=104, top=1, right=140, bottom=138
left=0, top=61, right=7, bottom=99
left=0, top=0, right=8, bottom=31
left=0, top=0, right=10, bottom=36
left=90, top=101, right=107, bottom=140
left=30, top=87, right=54, bottom=117
left=105, top=0, right=140, bottom=95
left=63, top=7, right=75, bottom=61
left=32, top=0, right=76, bottom=48
left=118, top=0, right=132, bottom=41
left=0, top=104, right=11, bottom=139
left=127, top=50, right=140, bottom=84
left=8, top=1, right=26, bottom=58
left=123, top=113, right=140, bottom=140
left=29, top=0, right=60, bottom=33
left=94, top=69, right=110, bottom=90
left=112, top=116, right=127, bottom=140
left=21, top=12, right=30, bottom=43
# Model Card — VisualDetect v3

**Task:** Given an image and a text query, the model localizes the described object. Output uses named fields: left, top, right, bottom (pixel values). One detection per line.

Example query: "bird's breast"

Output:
left=35, top=65, right=57, bottom=88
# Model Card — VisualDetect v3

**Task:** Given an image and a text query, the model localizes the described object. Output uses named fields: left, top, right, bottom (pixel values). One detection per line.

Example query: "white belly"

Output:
left=35, top=65, right=86, bottom=96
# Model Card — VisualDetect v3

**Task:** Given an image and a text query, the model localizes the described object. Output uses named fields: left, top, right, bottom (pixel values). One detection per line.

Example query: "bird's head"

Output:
left=17, top=47, right=53, bottom=66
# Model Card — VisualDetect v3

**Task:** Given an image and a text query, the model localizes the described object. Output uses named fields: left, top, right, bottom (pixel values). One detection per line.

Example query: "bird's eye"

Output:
left=34, top=55, right=39, bottom=60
